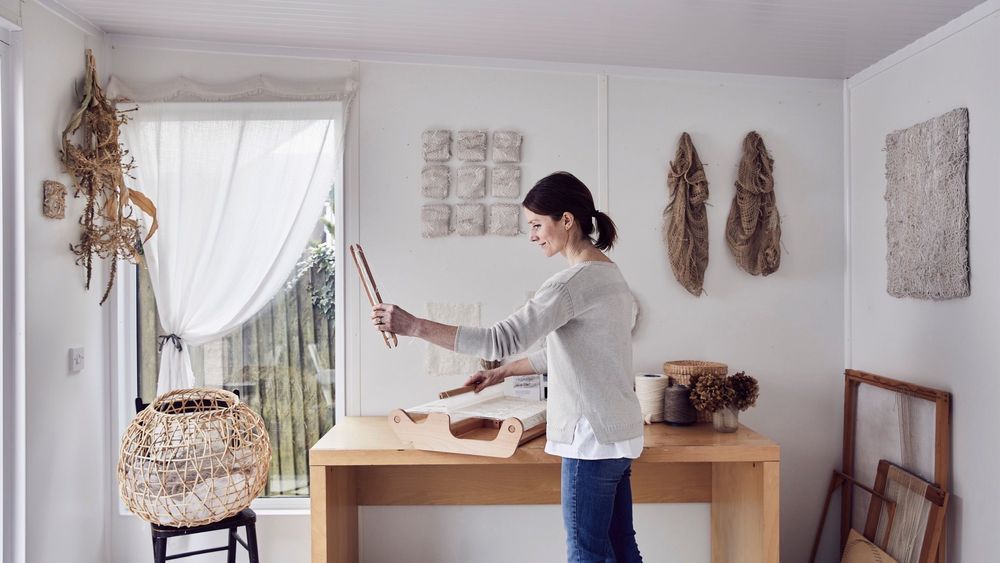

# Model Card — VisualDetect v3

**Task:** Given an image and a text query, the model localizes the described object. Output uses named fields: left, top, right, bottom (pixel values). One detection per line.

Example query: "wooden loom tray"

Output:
left=387, top=389, right=546, bottom=458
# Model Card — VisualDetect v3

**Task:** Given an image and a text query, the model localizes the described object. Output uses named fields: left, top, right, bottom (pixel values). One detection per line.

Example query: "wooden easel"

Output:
left=349, top=243, right=397, bottom=349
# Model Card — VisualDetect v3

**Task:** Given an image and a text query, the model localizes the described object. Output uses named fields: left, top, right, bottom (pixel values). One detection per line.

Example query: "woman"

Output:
left=371, top=171, right=644, bottom=563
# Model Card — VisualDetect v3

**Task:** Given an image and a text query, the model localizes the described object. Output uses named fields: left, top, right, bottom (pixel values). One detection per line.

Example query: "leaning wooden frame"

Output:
left=809, top=469, right=898, bottom=563
left=865, top=459, right=949, bottom=563
left=841, top=369, right=951, bottom=562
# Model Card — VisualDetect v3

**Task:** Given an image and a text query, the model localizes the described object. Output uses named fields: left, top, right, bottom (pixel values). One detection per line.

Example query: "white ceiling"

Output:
left=53, top=0, right=984, bottom=79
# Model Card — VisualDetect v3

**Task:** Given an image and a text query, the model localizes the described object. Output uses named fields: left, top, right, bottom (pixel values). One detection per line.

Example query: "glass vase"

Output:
left=712, top=406, right=739, bottom=433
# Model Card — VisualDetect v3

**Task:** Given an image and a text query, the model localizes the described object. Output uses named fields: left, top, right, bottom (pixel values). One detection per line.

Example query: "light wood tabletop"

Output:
left=309, top=415, right=780, bottom=466
left=310, top=417, right=781, bottom=563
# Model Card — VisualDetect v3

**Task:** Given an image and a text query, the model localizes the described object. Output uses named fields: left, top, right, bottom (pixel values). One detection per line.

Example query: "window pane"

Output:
left=137, top=210, right=335, bottom=498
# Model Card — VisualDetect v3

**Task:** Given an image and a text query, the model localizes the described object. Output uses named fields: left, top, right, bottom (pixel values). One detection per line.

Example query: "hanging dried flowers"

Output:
left=61, top=49, right=157, bottom=304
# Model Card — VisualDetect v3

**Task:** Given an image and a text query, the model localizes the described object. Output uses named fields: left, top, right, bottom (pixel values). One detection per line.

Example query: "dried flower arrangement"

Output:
left=61, top=49, right=157, bottom=304
left=690, top=372, right=759, bottom=413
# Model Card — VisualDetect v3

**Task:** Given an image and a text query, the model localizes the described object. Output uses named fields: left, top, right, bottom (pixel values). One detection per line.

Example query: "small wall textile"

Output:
left=421, top=165, right=450, bottom=199
left=456, top=165, right=487, bottom=199
left=421, top=204, right=452, bottom=238
left=42, top=180, right=67, bottom=219
left=664, top=132, right=710, bottom=296
left=455, top=130, right=487, bottom=161
left=422, top=129, right=451, bottom=162
left=491, top=165, right=522, bottom=198
left=885, top=107, right=969, bottom=300
left=489, top=203, right=521, bottom=236
left=425, top=302, right=482, bottom=377
left=456, top=204, right=486, bottom=236
left=492, top=131, right=522, bottom=163
left=725, top=131, right=781, bottom=276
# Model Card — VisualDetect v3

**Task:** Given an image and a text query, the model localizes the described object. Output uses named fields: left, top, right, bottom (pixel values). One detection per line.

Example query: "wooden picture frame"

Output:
left=842, top=369, right=951, bottom=562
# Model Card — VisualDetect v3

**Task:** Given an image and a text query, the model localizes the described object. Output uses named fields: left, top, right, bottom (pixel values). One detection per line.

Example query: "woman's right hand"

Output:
left=464, top=367, right=507, bottom=393
left=371, top=303, right=420, bottom=336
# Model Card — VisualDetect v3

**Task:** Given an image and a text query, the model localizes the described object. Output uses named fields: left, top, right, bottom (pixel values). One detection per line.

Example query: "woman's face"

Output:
left=525, top=208, right=569, bottom=257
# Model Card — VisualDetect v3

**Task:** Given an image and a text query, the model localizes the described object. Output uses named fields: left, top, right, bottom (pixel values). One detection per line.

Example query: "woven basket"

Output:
left=662, top=360, right=728, bottom=422
left=118, top=388, right=272, bottom=527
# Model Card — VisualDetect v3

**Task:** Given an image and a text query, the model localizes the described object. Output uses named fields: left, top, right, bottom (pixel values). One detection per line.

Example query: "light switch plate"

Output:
left=69, top=347, right=85, bottom=373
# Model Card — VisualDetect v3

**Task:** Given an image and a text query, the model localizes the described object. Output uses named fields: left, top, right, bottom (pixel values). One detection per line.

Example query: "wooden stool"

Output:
left=150, top=508, right=259, bottom=563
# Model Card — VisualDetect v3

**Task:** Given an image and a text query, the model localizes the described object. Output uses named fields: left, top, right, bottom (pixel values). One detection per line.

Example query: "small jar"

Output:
left=712, top=405, right=739, bottom=433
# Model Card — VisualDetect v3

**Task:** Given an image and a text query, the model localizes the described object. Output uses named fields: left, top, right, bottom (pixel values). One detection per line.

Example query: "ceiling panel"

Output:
left=52, top=0, right=986, bottom=78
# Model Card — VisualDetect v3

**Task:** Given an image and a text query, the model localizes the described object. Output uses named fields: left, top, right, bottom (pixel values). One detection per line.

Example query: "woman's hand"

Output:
left=464, top=367, right=507, bottom=393
left=371, top=303, right=420, bottom=337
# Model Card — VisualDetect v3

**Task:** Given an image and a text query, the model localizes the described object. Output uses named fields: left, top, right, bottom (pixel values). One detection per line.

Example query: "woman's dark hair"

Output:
left=522, top=171, right=618, bottom=251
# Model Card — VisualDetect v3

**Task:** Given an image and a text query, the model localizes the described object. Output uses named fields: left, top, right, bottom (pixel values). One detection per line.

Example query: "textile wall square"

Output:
left=884, top=107, right=969, bottom=300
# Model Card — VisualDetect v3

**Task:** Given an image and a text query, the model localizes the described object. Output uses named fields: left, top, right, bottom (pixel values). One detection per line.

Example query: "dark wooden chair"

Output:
left=134, top=391, right=261, bottom=563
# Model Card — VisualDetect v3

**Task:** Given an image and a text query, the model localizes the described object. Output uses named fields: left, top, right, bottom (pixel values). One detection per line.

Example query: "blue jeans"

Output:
left=561, top=458, right=644, bottom=563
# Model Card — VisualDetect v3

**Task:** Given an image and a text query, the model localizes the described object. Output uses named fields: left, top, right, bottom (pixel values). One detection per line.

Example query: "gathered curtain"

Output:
left=114, top=75, right=355, bottom=394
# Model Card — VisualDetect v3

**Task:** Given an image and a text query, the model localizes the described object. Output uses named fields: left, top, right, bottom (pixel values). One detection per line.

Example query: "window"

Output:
left=136, top=206, right=336, bottom=498
left=121, top=98, right=346, bottom=500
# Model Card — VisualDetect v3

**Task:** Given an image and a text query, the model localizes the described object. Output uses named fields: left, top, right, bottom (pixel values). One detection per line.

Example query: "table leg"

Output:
left=711, top=461, right=780, bottom=563
left=311, top=465, right=358, bottom=563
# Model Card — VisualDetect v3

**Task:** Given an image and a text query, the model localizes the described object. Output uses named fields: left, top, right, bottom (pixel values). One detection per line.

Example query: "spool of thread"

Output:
left=635, top=373, right=669, bottom=424
left=663, top=382, right=697, bottom=426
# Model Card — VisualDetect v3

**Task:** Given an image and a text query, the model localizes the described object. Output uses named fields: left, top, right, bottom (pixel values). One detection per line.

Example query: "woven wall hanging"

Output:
left=725, top=131, right=781, bottom=276
left=664, top=132, right=710, bottom=296
left=884, top=107, right=969, bottom=300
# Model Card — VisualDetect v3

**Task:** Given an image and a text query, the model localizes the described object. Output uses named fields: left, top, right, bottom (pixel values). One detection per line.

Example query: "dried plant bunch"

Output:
left=61, top=49, right=157, bottom=304
left=690, top=375, right=735, bottom=413
left=729, top=371, right=760, bottom=411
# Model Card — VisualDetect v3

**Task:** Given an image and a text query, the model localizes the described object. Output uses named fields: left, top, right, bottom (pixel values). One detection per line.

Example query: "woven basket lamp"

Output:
left=662, top=360, right=728, bottom=423
left=118, top=388, right=272, bottom=527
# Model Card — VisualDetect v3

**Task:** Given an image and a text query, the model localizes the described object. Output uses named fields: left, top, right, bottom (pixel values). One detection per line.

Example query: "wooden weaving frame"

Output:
left=865, top=459, right=948, bottom=563
left=842, top=370, right=951, bottom=562
left=809, top=469, right=898, bottom=563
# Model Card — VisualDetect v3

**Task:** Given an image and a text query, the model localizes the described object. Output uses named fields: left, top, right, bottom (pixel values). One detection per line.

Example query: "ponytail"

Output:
left=592, top=210, right=618, bottom=251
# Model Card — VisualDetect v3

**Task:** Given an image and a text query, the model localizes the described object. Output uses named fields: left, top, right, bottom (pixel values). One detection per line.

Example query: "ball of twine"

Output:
left=663, top=383, right=697, bottom=425
left=117, top=388, right=271, bottom=527
left=635, top=374, right=669, bottom=424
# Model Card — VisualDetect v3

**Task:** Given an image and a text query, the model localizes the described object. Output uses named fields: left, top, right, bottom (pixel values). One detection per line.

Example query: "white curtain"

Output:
left=115, top=76, right=355, bottom=394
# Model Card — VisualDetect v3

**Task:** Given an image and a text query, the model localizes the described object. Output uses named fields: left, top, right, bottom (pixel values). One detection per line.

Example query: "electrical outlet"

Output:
left=69, top=347, right=85, bottom=373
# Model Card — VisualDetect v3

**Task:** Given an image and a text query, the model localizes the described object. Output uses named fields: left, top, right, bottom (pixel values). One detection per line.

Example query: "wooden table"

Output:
left=310, top=417, right=780, bottom=563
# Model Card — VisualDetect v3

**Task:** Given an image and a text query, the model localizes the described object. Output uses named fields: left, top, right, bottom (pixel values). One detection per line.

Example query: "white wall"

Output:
left=20, top=2, right=111, bottom=563
left=609, top=73, right=844, bottom=561
left=102, top=45, right=845, bottom=562
left=846, top=4, right=1000, bottom=562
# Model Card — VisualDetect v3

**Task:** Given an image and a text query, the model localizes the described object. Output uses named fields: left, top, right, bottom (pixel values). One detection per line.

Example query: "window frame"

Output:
left=109, top=100, right=350, bottom=514
left=0, top=23, right=21, bottom=563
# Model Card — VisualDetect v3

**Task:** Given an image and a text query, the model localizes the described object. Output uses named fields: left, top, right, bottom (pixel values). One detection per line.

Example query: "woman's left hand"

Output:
left=464, top=367, right=507, bottom=393
left=371, top=303, right=420, bottom=337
